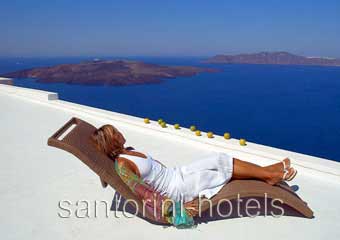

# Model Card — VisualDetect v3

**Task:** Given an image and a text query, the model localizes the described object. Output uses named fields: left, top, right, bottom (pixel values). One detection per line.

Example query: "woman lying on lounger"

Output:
left=92, top=124, right=297, bottom=216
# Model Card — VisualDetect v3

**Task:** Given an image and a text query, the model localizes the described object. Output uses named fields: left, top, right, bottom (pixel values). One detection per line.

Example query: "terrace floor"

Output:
left=1, top=84, right=340, bottom=239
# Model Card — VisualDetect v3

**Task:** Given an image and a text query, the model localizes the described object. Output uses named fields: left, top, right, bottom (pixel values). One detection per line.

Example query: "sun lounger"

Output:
left=47, top=117, right=314, bottom=224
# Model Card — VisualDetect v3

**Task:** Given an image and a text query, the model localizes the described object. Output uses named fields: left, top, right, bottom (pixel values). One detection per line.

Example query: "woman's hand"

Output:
left=184, top=200, right=199, bottom=217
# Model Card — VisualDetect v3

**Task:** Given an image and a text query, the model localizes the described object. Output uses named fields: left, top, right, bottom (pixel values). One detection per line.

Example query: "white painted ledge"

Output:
left=0, top=82, right=58, bottom=101
left=0, top=83, right=339, bottom=179
left=0, top=77, right=13, bottom=85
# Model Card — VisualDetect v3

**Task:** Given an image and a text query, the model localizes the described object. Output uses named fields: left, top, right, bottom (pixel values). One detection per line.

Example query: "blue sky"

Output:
left=1, top=0, right=339, bottom=57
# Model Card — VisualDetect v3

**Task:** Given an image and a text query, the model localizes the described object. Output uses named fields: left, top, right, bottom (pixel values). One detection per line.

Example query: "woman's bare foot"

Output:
left=265, top=158, right=291, bottom=172
left=265, top=167, right=296, bottom=185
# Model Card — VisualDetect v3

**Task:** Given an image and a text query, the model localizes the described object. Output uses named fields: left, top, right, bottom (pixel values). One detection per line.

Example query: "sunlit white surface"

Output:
left=0, top=84, right=340, bottom=239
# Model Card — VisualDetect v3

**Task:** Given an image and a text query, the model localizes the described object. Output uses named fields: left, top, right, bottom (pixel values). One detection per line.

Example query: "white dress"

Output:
left=119, top=151, right=234, bottom=203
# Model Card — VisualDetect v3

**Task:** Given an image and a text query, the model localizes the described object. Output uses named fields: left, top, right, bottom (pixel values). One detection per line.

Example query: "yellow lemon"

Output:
left=240, top=138, right=247, bottom=146
left=160, top=122, right=167, bottom=128
left=174, top=124, right=180, bottom=129
left=190, top=125, right=196, bottom=131
left=195, top=130, right=201, bottom=136
left=224, top=132, right=231, bottom=139
left=144, top=118, right=150, bottom=124
left=207, top=132, right=214, bottom=138
left=158, top=118, right=164, bottom=124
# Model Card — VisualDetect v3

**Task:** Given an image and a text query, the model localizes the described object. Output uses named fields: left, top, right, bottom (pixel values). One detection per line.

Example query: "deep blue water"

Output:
left=1, top=57, right=340, bottom=161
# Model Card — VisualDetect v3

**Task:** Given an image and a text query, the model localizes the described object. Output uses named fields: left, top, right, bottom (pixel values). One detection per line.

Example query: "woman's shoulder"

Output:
left=120, top=148, right=148, bottom=159
left=116, top=154, right=142, bottom=177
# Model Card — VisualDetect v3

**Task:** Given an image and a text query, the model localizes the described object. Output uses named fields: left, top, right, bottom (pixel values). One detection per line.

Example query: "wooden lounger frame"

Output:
left=47, top=117, right=313, bottom=224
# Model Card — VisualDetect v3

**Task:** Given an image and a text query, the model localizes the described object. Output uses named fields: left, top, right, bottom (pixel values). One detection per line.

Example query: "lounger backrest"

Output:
left=47, top=117, right=159, bottom=222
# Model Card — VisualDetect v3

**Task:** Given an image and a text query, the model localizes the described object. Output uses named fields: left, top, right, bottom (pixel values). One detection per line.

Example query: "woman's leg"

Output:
left=231, top=158, right=293, bottom=185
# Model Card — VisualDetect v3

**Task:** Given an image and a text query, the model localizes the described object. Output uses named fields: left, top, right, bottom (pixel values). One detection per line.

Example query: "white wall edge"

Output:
left=1, top=83, right=340, bottom=178
left=0, top=82, right=58, bottom=101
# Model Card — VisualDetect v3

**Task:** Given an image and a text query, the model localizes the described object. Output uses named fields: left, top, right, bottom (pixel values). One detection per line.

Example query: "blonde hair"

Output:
left=91, top=124, right=124, bottom=159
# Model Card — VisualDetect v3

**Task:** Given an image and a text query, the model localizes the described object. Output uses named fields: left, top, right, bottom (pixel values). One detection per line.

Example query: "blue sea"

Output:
left=1, top=57, right=340, bottom=161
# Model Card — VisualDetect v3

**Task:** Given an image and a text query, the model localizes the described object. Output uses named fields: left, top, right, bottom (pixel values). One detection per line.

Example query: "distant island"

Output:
left=204, top=52, right=340, bottom=67
left=4, top=60, right=217, bottom=86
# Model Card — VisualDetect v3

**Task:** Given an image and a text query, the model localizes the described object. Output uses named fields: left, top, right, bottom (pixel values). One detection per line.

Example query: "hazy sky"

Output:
left=1, top=0, right=339, bottom=57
